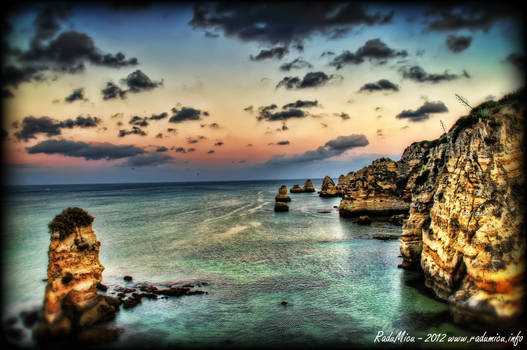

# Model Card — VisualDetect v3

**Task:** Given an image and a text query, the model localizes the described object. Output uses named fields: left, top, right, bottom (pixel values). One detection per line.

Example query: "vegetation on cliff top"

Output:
left=49, top=207, right=94, bottom=239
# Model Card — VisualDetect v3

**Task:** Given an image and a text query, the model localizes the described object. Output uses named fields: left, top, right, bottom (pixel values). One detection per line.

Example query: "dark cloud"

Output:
left=174, top=147, right=186, bottom=153
left=243, top=105, right=254, bottom=113
left=20, top=31, right=138, bottom=72
left=156, top=146, right=168, bottom=152
left=207, top=150, right=215, bottom=154
left=504, top=53, right=524, bottom=71
left=239, top=160, right=247, bottom=163
left=320, top=51, right=335, bottom=57
left=204, top=31, right=220, bottom=38
left=276, top=71, right=342, bottom=89
left=101, top=81, right=127, bottom=100
left=149, top=112, right=168, bottom=120
left=396, top=101, right=449, bottom=122
left=156, top=133, right=163, bottom=139
left=279, top=57, right=313, bottom=71
left=329, top=38, right=408, bottom=69
left=120, top=152, right=174, bottom=167
left=187, top=148, right=196, bottom=152
left=359, top=79, right=399, bottom=92
left=267, top=134, right=369, bottom=164
left=399, top=65, right=468, bottom=83
left=276, top=141, right=290, bottom=145
left=214, top=141, right=224, bottom=146
left=187, top=137, right=199, bottom=144
left=65, top=88, right=87, bottom=103
left=282, top=100, right=318, bottom=109
left=119, top=126, right=147, bottom=137
left=2, top=65, right=46, bottom=90
left=26, top=139, right=144, bottom=160
left=423, top=4, right=518, bottom=32
left=258, top=107, right=305, bottom=121
left=32, top=5, right=71, bottom=41
left=335, top=112, right=350, bottom=120
left=14, top=115, right=100, bottom=141
left=445, top=35, right=472, bottom=53
left=169, top=106, right=208, bottom=123
left=129, top=116, right=149, bottom=127
left=250, top=46, right=288, bottom=61
left=209, top=122, right=220, bottom=129
left=121, top=70, right=162, bottom=93
left=190, top=3, right=393, bottom=45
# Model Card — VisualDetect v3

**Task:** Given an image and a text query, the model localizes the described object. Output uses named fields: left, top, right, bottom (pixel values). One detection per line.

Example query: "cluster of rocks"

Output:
left=20, top=207, right=208, bottom=346
left=290, top=179, right=315, bottom=193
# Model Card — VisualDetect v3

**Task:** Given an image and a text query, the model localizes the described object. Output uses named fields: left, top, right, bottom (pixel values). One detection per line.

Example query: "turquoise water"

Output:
left=2, top=181, right=476, bottom=348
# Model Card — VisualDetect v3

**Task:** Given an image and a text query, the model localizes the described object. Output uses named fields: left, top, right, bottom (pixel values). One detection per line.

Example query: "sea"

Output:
left=2, top=180, right=482, bottom=348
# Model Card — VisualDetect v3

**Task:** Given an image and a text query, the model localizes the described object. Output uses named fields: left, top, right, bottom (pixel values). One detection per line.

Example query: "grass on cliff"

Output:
left=49, top=207, right=94, bottom=239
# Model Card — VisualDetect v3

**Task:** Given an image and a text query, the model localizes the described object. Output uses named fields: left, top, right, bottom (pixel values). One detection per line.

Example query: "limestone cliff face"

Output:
left=36, top=208, right=119, bottom=338
left=338, top=158, right=410, bottom=217
left=326, top=91, right=525, bottom=324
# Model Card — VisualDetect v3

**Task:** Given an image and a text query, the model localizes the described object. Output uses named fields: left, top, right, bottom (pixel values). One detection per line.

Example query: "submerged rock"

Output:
left=356, top=216, right=372, bottom=225
left=372, top=234, right=400, bottom=241
left=274, top=202, right=289, bottom=212
left=275, top=185, right=291, bottom=202
left=319, top=176, right=338, bottom=197
left=389, top=214, right=408, bottom=226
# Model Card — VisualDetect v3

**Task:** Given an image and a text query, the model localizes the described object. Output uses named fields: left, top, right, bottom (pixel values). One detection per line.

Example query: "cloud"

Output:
left=282, top=100, right=318, bottom=109
left=445, top=35, right=472, bottom=53
left=155, top=146, right=168, bottom=152
left=504, top=53, right=524, bottom=71
left=119, top=126, right=147, bottom=137
left=396, top=101, right=449, bottom=122
left=214, top=141, right=224, bottom=146
left=329, top=38, right=407, bottom=69
left=257, top=107, right=305, bottom=121
left=279, top=57, right=313, bottom=71
left=276, top=71, right=342, bottom=89
left=2, top=65, right=46, bottom=90
left=169, top=106, right=208, bottom=123
left=121, top=70, right=163, bottom=93
left=276, top=140, right=290, bottom=145
left=208, top=122, right=220, bottom=129
left=32, top=4, right=71, bottom=41
left=399, top=65, right=468, bottom=83
left=207, top=150, right=215, bottom=154
left=187, top=137, right=199, bottom=144
left=189, top=3, right=393, bottom=45
left=149, top=112, right=168, bottom=120
left=174, top=147, right=186, bottom=153
left=250, top=46, right=288, bottom=60
left=129, top=116, right=149, bottom=127
left=65, top=88, right=87, bottom=103
left=101, top=81, right=127, bottom=100
left=26, top=139, right=144, bottom=160
left=14, top=115, right=101, bottom=141
left=423, top=4, right=517, bottom=32
left=358, top=79, right=399, bottom=92
left=267, top=134, right=369, bottom=164
left=187, top=148, right=196, bottom=152
left=243, top=105, right=254, bottom=113
left=120, top=152, right=174, bottom=167
left=335, top=112, right=350, bottom=120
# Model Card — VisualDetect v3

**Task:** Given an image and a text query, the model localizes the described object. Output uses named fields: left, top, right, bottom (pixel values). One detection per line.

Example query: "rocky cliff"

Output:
left=34, top=207, right=120, bottom=339
left=328, top=90, right=525, bottom=325
left=319, top=176, right=338, bottom=197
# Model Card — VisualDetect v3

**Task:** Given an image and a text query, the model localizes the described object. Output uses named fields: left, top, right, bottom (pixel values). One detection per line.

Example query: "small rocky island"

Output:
left=29, top=207, right=207, bottom=345
left=290, top=179, right=315, bottom=193
left=323, top=90, right=525, bottom=326
left=274, top=185, right=290, bottom=211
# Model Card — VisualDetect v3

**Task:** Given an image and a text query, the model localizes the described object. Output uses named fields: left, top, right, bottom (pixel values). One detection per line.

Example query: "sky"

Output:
left=1, top=2, right=524, bottom=185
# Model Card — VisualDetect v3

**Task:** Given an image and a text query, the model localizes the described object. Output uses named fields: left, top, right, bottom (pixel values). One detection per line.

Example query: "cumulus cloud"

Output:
left=101, top=81, right=127, bottom=100
left=14, top=115, right=101, bottom=141
left=335, top=112, right=350, bottom=120
left=207, top=150, right=215, bottom=154
left=26, top=139, right=144, bottom=160
left=257, top=106, right=305, bottom=121
left=276, top=71, right=342, bottom=89
left=399, top=65, right=469, bottom=83
left=329, top=38, right=407, bottom=69
left=267, top=134, right=369, bottom=164
left=396, top=101, right=449, bottom=122
left=155, top=146, right=168, bottom=152
left=64, top=88, right=87, bottom=103
left=214, top=141, right=224, bottom=146
left=189, top=3, right=392, bottom=45
left=358, top=79, right=399, bottom=92
left=445, top=35, right=472, bottom=53
left=282, top=100, right=318, bottom=109
left=149, top=112, right=168, bottom=120
left=121, top=70, right=163, bottom=93
left=279, top=57, right=313, bottom=71
left=169, top=106, right=208, bottom=123
left=276, top=140, right=290, bottom=145
left=250, top=46, right=288, bottom=60
left=129, top=116, right=149, bottom=127
left=119, top=126, right=147, bottom=137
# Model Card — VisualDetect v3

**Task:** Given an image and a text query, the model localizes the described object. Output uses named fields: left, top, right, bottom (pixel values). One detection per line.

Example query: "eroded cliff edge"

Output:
left=332, top=91, right=525, bottom=325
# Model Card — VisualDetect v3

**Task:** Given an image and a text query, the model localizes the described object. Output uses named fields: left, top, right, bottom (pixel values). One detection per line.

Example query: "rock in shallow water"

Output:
left=356, top=216, right=372, bottom=225
left=274, top=201, right=289, bottom=212
left=275, top=185, right=291, bottom=202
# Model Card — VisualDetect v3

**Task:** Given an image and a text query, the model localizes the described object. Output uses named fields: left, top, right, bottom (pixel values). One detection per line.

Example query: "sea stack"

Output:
left=275, top=185, right=291, bottom=202
left=290, top=184, right=303, bottom=193
left=34, top=207, right=120, bottom=340
left=319, top=176, right=338, bottom=197
left=302, top=179, right=315, bottom=192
